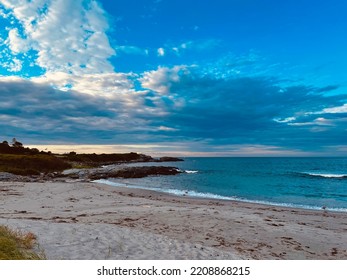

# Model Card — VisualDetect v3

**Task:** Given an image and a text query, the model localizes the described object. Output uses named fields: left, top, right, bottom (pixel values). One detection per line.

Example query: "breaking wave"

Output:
left=299, top=172, right=347, bottom=179
left=94, top=179, right=347, bottom=213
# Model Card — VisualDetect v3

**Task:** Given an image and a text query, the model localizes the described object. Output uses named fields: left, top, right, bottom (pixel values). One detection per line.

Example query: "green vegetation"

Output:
left=0, top=138, right=180, bottom=176
left=0, top=138, right=71, bottom=175
left=0, top=138, right=50, bottom=155
left=61, top=151, right=153, bottom=165
left=0, top=225, right=45, bottom=260
left=0, top=138, right=152, bottom=175
left=0, top=154, right=72, bottom=175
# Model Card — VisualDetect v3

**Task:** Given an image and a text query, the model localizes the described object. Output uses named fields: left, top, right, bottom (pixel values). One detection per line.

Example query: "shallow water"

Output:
left=96, top=157, right=347, bottom=212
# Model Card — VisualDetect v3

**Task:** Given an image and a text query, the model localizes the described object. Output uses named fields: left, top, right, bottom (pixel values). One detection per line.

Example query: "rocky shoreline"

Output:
left=64, top=165, right=183, bottom=180
left=0, top=162, right=183, bottom=182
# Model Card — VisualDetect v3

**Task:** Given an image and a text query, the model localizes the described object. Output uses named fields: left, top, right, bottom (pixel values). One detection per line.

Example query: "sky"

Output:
left=1, top=0, right=347, bottom=156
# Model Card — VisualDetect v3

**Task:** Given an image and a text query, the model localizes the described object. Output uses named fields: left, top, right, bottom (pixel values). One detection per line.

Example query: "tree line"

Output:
left=0, top=138, right=51, bottom=155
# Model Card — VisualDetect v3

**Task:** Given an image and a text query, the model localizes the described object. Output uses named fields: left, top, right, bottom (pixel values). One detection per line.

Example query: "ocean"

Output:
left=95, top=157, right=347, bottom=212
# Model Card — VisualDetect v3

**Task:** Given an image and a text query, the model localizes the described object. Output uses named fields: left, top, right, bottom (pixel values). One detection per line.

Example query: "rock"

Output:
left=88, top=166, right=183, bottom=180
left=2, top=163, right=183, bottom=182
left=157, top=157, right=184, bottom=162
left=0, top=172, right=23, bottom=181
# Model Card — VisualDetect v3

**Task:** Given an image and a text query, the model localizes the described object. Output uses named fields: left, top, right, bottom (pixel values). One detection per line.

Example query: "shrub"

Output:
left=0, top=154, right=72, bottom=175
left=0, top=225, right=44, bottom=260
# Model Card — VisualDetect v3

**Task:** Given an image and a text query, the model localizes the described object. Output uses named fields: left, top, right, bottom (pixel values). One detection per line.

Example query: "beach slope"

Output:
left=1, top=181, right=346, bottom=259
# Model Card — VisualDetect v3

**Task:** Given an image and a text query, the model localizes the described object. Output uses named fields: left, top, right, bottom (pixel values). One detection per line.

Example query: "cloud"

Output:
left=1, top=0, right=115, bottom=75
left=31, top=71, right=139, bottom=99
left=1, top=62, right=347, bottom=155
left=137, top=65, right=347, bottom=152
left=179, top=39, right=220, bottom=51
left=315, top=85, right=339, bottom=93
left=321, top=104, right=347, bottom=114
left=1, top=57, right=23, bottom=72
left=116, top=45, right=148, bottom=56
left=1, top=0, right=347, bottom=157
left=0, top=74, right=173, bottom=144
left=157, top=47, right=165, bottom=57
left=140, top=65, right=189, bottom=95
left=5, top=28, right=30, bottom=54
left=160, top=39, right=221, bottom=57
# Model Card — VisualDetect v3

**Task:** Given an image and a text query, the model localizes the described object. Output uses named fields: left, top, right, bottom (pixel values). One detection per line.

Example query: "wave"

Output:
left=94, top=179, right=347, bottom=213
left=185, top=170, right=198, bottom=174
left=299, top=172, right=347, bottom=179
left=94, top=179, right=228, bottom=200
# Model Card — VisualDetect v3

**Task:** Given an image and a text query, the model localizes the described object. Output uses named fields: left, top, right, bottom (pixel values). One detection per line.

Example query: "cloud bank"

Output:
left=1, top=65, right=347, bottom=155
left=1, top=0, right=347, bottom=155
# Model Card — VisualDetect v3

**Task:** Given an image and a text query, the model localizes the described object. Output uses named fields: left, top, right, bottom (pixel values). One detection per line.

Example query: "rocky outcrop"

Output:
left=60, top=165, right=183, bottom=181
left=0, top=164, right=183, bottom=182
left=156, top=157, right=184, bottom=162
left=89, top=166, right=182, bottom=180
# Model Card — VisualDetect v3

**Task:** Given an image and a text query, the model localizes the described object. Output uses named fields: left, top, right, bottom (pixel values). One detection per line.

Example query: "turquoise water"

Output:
left=96, top=157, right=347, bottom=212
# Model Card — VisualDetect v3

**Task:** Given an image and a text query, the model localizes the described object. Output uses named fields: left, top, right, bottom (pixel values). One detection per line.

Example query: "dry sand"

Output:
left=1, top=181, right=346, bottom=259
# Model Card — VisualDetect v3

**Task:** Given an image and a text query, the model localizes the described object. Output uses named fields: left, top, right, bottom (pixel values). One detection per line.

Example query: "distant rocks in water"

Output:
left=156, top=157, right=184, bottom=162
left=89, top=166, right=182, bottom=180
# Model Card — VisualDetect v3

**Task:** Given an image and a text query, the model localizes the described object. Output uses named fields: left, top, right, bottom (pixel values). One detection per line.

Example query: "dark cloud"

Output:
left=143, top=70, right=347, bottom=151
left=0, top=79, right=140, bottom=143
left=1, top=70, right=347, bottom=154
left=315, top=85, right=340, bottom=93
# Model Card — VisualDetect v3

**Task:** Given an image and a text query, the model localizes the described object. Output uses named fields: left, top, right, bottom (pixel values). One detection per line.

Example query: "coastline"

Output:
left=94, top=178, right=347, bottom=213
left=1, top=180, right=347, bottom=259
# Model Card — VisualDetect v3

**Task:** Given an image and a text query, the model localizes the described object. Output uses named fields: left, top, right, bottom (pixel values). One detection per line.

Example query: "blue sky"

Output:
left=1, top=0, right=347, bottom=156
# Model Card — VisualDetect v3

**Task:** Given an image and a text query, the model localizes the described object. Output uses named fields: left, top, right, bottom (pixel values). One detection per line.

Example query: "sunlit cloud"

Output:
left=1, top=0, right=115, bottom=75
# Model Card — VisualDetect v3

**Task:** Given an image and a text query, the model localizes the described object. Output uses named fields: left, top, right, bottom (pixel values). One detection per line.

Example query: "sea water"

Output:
left=95, top=157, right=347, bottom=212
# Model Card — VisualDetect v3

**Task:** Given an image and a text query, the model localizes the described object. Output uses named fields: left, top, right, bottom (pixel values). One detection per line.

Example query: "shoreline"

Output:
left=1, top=180, right=347, bottom=259
left=94, top=179, right=347, bottom=214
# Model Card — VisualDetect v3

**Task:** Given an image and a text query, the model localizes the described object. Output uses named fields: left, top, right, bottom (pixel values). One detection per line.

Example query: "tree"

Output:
left=0, top=140, right=11, bottom=153
left=11, top=138, right=23, bottom=148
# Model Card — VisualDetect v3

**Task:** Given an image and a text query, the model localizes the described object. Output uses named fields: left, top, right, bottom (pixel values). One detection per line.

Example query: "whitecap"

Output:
left=303, top=172, right=347, bottom=178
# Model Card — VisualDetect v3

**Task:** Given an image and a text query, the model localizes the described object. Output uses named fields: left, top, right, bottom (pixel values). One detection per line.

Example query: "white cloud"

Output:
left=1, top=0, right=115, bottom=75
left=177, top=39, right=220, bottom=54
left=140, top=65, right=189, bottom=94
left=116, top=45, right=148, bottom=56
left=5, top=28, right=30, bottom=53
left=158, top=126, right=178, bottom=132
left=172, top=47, right=179, bottom=54
left=157, top=47, right=165, bottom=57
left=321, top=104, right=347, bottom=114
left=273, top=117, right=296, bottom=123
left=1, top=57, right=23, bottom=72
left=31, top=72, right=138, bottom=99
left=288, top=117, right=334, bottom=127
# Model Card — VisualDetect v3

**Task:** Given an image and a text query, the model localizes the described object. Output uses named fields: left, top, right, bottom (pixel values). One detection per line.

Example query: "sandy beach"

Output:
left=1, top=180, right=346, bottom=260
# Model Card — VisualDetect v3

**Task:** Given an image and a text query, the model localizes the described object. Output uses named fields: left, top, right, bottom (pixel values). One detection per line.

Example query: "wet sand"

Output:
left=1, top=181, right=346, bottom=259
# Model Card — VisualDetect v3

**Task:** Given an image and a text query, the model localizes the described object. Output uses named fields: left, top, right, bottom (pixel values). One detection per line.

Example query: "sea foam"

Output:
left=302, top=172, right=347, bottom=179
left=93, top=179, right=347, bottom=213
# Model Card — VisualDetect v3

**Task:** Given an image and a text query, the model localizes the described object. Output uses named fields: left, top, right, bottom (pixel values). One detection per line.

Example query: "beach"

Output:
left=1, top=180, right=346, bottom=260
